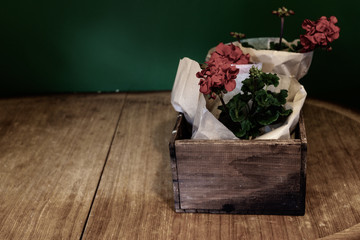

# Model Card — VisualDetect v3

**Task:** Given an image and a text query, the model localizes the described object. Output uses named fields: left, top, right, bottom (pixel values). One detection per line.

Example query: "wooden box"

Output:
left=169, top=113, right=307, bottom=215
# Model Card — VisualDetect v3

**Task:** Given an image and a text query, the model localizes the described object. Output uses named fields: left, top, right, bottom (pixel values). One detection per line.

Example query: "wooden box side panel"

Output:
left=175, top=141, right=304, bottom=214
left=169, top=113, right=191, bottom=212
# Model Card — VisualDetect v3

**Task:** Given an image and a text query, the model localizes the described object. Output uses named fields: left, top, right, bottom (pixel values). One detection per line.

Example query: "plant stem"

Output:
left=245, top=102, right=251, bottom=115
left=219, top=95, right=228, bottom=112
left=279, top=17, right=284, bottom=50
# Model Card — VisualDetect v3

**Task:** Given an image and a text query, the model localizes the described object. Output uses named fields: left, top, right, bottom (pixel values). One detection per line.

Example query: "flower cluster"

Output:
left=300, top=16, right=340, bottom=52
left=196, top=43, right=250, bottom=98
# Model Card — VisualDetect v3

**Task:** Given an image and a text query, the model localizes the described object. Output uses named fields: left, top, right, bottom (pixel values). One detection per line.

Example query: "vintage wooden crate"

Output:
left=169, top=112, right=307, bottom=215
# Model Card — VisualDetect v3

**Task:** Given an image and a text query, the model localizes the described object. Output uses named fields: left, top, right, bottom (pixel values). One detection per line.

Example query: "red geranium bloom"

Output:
left=300, top=16, right=340, bottom=52
left=300, top=35, right=316, bottom=52
left=222, top=65, right=238, bottom=92
left=302, top=19, right=316, bottom=34
left=212, top=43, right=250, bottom=65
left=196, top=43, right=247, bottom=98
left=199, top=78, right=211, bottom=95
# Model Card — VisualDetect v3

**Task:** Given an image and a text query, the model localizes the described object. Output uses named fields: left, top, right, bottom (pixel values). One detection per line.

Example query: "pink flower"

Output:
left=313, top=33, right=327, bottom=46
left=302, top=19, right=316, bottom=34
left=329, top=16, right=338, bottom=24
left=196, top=43, right=246, bottom=98
left=300, top=34, right=316, bottom=51
left=211, top=43, right=250, bottom=65
left=222, top=65, right=238, bottom=92
left=199, top=78, right=211, bottom=95
left=300, top=16, right=340, bottom=52
left=196, top=69, right=206, bottom=79
left=327, top=17, right=340, bottom=42
left=237, top=54, right=251, bottom=64
left=315, top=16, right=330, bottom=33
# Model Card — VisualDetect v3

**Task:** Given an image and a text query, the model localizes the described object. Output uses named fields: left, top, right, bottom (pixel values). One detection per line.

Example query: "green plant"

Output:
left=218, top=66, right=292, bottom=139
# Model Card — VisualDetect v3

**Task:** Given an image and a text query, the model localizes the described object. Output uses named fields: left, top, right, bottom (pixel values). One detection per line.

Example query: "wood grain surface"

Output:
left=0, top=94, right=125, bottom=239
left=174, top=137, right=304, bottom=214
left=0, top=92, right=360, bottom=239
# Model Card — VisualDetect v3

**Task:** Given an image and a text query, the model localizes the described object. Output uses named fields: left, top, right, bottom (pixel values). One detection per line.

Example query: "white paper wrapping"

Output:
left=171, top=38, right=312, bottom=140
left=206, top=38, right=314, bottom=80
left=171, top=57, right=200, bottom=125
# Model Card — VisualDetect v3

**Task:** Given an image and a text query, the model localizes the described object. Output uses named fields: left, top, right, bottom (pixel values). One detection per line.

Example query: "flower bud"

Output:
left=273, top=6, right=294, bottom=18
left=249, top=66, right=261, bottom=78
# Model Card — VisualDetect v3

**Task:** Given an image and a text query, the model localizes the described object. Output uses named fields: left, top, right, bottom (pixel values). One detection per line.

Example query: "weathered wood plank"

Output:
left=0, top=93, right=126, bottom=239
left=318, top=223, right=360, bottom=239
left=82, top=92, right=177, bottom=240
left=301, top=100, right=360, bottom=239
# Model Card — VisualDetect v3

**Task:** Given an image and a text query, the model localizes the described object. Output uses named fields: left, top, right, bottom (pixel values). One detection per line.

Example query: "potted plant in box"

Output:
left=169, top=7, right=340, bottom=215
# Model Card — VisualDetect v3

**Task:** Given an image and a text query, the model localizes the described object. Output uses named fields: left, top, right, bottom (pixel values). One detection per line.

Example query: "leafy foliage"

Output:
left=289, top=41, right=304, bottom=52
left=269, top=41, right=288, bottom=51
left=269, top=40, right=304, bottom=52
left=218, top=66, right=292, bottom=139
left=240, top=42, right=255, bottom=49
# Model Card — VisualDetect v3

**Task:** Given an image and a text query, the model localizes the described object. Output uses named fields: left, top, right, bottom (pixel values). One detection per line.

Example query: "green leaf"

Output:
left=289, top=41, right=303, bottom=52
left=239, top=93, right=252, bottom=102
left=241, top=76, right=265, bottom=94
left=262, top=72, right=279, bottom=87
left=241, top=119, right=252, bottom=131
left=233, top=119, right=252, bottom=139
left=269, top=41, right=288, bottom=51
left=225, top=93, right=248, bottom=123
left=273, top=89, right=288, bottom=105
left=255, top=90, right=283, bottom=108
left=257, top=110, right=280, bottom=125
left=229, top=108, right=245, bottom=122
left=234, top=128, right=247, bottom=138
left=241, top=42, right=255, bottom=49
left=255, top=89, right=268, bottom=107
left=279, top=108, right=293, bottom=116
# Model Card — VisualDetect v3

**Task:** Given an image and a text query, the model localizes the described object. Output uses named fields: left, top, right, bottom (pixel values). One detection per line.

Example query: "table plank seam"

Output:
left=79, top=93, right=128, bottom=240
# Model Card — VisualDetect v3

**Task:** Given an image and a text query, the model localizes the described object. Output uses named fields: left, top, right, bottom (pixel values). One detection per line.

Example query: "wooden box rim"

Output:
left=170, top=112, right=307, bottom=145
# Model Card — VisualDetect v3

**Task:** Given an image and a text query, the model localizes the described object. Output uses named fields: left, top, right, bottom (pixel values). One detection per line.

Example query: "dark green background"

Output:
left=1, top=0, right=358, bottom=109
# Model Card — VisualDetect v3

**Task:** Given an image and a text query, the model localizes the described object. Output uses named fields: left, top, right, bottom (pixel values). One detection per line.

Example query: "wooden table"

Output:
left=0, top=92, right=359, bottom=239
